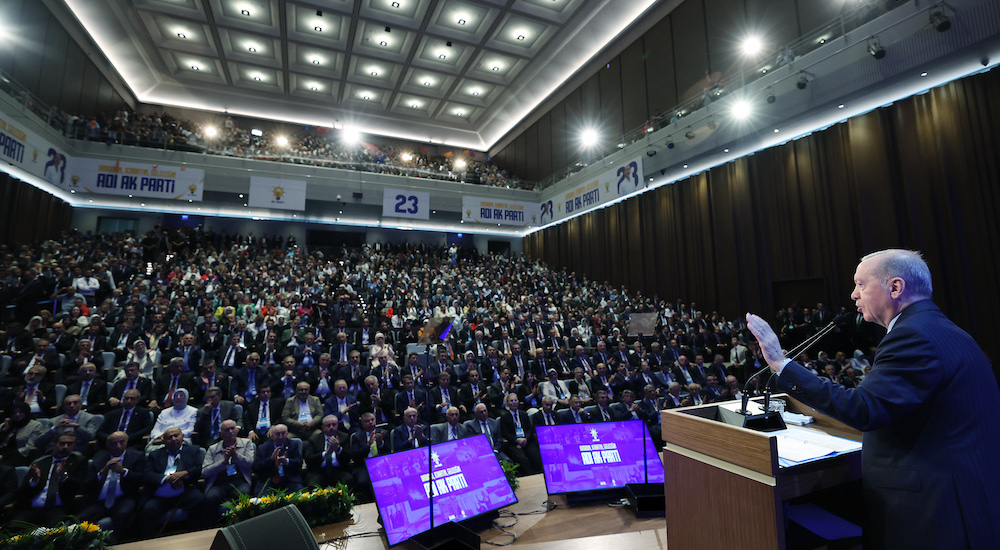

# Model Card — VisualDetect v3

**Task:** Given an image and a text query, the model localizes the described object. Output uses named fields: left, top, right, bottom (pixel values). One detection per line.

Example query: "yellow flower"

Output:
left=81, top=522, right=101, bottom=533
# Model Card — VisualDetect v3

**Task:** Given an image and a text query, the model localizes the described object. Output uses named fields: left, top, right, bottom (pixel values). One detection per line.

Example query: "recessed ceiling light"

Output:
left=516, top=34, right=525, bottom=41
left=491, top=65, right=500, bottom=71
left=391, top=1, right=400, bottom=7
left=458, top=18, right=466, bottom=25
left=312, top=59, right=321, bottom=65
left=248, top=47, right=257, bottom=52
left=379, top=40, right=387, bottom=47
left=920, top=71, right=928, bottom=77
left=191, top=65, right=200, bottom=70
left=241, top=9, right=250, bottom=16
left=370, top=70, right=378, bottom=76
left=683, top=164, right=688, bottom=168
left=177, top=32, right=187, bottom=39
left=838, top=104, right=845, bottom=109
left=363, top=94, right=371, bottom=100
left=774, top=128, right=780, bottom=133
left=439, top=53, right=447, bottom=59
left=411, top=103, right=418, bottom=108
left=455, top=110, right=464, bottom=116
left=314, top=26, right=323, bottom=32
left=310, top=85, right=318, bottom=91
left=254, top=76, right=261, bottom=81
left=423, top=80, right=431, bottom=86
left=724, top=148, right=730, bottom=153
left=471, top=90, right=480, bottom=96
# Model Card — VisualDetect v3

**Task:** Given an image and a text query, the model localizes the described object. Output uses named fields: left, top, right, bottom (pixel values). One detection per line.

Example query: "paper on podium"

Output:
left=773, top=426, right=862, bottom=466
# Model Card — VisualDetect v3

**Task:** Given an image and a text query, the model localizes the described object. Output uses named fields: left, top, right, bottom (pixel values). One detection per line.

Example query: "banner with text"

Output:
left=249, top=176, right=306, bottom=211
left=66, top=157, right=204, bottom=200
left=462, top=196, right=541, bottom=227
left=383, top=188, right=430, bottom=219
left=542, top=156, right=644, bottom=223
left=0, top=112, right=74, bottom=187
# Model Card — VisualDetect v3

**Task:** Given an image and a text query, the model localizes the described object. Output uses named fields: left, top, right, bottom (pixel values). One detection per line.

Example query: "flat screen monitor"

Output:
left=367, top=434, right=518, bottom=546
left=536, top=419, right=664, bottom=495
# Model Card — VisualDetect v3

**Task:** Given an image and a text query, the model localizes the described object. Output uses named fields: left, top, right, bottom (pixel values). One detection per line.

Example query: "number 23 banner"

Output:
left=382, top=188, right=430, bottom=219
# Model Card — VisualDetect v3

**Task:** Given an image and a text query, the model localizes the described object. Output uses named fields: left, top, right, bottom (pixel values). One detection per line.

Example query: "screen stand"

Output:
left=410, top=522, right=480, bottom=550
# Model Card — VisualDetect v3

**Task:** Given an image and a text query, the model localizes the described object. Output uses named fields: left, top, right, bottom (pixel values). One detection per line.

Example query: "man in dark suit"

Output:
left=529, top=396, right=559, bottom=427
left=215, top=333, right=247, bottom=372
left=357, top=375, right=395, bottom=426
left=747, top=249, right=1000, bottom=549
left=171, top=333, right=203, bottom=373
left=498, top=393, right=542, bottom=475
left=14, top=338, right=60, bottom=378
left=79, top=431, right=147, bottom=535
left=348, top=412, right=389, bottom=500
left=10, top=431, right=88, bottom=525
left=253, top=423, right=303, bottom=495
left=459, top=368, right=490, bottom=420
left=97, top=389, right=153, bottom=449
left=584, top=390, right=616, bottom=422
left=329, top=332, right=355, bottom=369
left=556, top=395, right=591, bottom=424
left=67, top=362, right=108, bottom=413
left=108, top=362, right=154, bottom=407
left=394, top=374, right=428, bottom=425
left=305, top=414, right=354, bottom=489
left=243, top=385, right=283, bottom=444
left=391, top=406, right=429, bottom=451
left=107, top=322, right=141, bottom=363
left=231, top=352, right=273, bottom=406
left=464, top=403, right=510, bottom=462
left=610, top=389, right=645, bottom=422
left=193, top=387, right=242, bottom=448
left=139, top=427, right=206, bottom=537
left=152, top=357, right=195, bottom=411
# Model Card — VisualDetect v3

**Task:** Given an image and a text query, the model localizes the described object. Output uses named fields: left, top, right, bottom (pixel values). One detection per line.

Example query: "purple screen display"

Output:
left=536, top=419, right=664, bottom=494
left=367, top=434, right=518, bottom=546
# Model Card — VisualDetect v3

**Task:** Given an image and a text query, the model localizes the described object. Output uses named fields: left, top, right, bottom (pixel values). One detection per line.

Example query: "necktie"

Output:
left=602, top=408, right=610, bottom=421
left=450, top=425, right=458, bottom=440
left=211, top=408, right=221, bottom=439
left=81, top=381, right=90, bottom=405
left=104, top=467, right=119, bottom=508
left=46, top=459, right=65, bottom=506
left=574, top=411, right=581, bottom=423
left=25, top=386, right=35, bottom=404
left=261, top=402, right=268, bottom=421
left=118, top=410, right=130, bottom=431
left=225, top=348, right=234, bottom=366
left=410, top=427, right=418, bottom=447
left=546, top=413, right=553, bottom=425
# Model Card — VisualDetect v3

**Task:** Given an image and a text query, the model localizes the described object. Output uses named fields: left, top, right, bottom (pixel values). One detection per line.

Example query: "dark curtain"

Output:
left=0, top=174, right=72, bottom=244
left=526, top=68, right=1000, bottom=360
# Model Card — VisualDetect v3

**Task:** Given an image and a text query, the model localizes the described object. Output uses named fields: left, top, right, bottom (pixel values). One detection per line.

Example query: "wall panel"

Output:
left=620, top=40, right=649, bottom=133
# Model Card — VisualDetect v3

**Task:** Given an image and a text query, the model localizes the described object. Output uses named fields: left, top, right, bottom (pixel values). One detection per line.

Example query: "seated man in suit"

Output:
left=394, top=374, right=428, bottom=426
left=391, top=407, right=429, bottom=452
left=190, top=361, right=232, bottom=405
left=216, top=334, right=247, bottom=373
left=663, top=382, right=686, bottom=409
left=67, top=362, right=108, bottom=413
left=35, top=393, right=103, bottom=455
left=139, top=427, right=206, bottom=537
left=459, top=368, right=490, bottom=421
left=272, top=356, right=307, bottom=402
left=464, top=403, right=510, bottom=462
left=584, top=390, right=615, bottom=422
left=231, top=352, right=273, bottom=407
left=430, top=406, right=468, bottom=444
left=610, top=389, right=645, bottom=422
left=202, top=419, right=255, bottom=516
left=10, top=431, right=87, bottom=525
left=304, top=414, right=353, bottom=490
left=108, top=362, right=153, bottom=408
left=681, top=383, right=707, bottom=407
left=556, top=395, right=591, bottom=424
left=97, top=389, right=153, bottom=449
left=357, top=375, right=394, bottom=426
left=348, top=412, right=389, bottom=501
left=530, top=395, right=559, bottom=427
left=242, top=385, right=283, bottom=444
left=323, top=379, right=359, bottom=434
left=79, top=430, right=146, bottom=537
left=193, top=387, right=242, bottom=448
left=151, top=358, right=195, bottom=412
left=639, top=385, right=664, bottom=449
left=282, top=381, right=323, bottom=440
left=498, top=393, right=542, bottom=475
left=429, top=371, right=459, bottom=423
left=253, top=423, right=303, bottom=495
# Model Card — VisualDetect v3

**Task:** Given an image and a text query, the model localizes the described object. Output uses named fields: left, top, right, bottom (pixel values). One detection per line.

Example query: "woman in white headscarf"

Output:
left=148, top=388, right=197, bottom=451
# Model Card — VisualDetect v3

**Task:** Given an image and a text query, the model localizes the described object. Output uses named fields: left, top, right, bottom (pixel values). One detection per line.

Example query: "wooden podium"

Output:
left=660, top=395, right=862, bottom=550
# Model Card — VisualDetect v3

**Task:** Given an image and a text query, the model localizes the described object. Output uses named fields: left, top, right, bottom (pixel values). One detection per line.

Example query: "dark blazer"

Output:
left=215, top=345, right=247, bottom=372
left=143, top=443, right=203, bottom=493
left=583, top=404, right=615, bottom=422
left=429, top=422, right=468, bottom=444
left=463, top=417, right=506, bottom=459
left=391, top=422, right=429, bottom=452
left=777, top=300, right=1000, bottom=549
left=348, top=428, right=390, bottom=462
left=242, top=397, right=284, bottom=439
left=193, top=401, right=242, bottom=447
left=556, top=407, right=590, bottom=425
left=82, top=448, right=146, bottom=505
left=253, top=439, right=304, bottom=485
left=304, top=431, right=352, bottom=474
left=67, top=378, right=109, bottom=412
left=170, top=346, right=203, bottom=373
left=16, top=451, right=88, bottom=509
left=231, top=367, right=273, bottom=401
left=108, top=376, right=154, bottom=407
left=97, top=406, right=153, bottom=447
left=498, top=409, right=536, bottom=446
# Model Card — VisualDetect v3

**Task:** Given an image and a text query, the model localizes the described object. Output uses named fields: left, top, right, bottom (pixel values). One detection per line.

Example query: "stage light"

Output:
left=250, top=129, right=263, bottom=137
left=276, top=136, right=289, bottom=147
left=666, top=142, right=674, bottom=149
left=797, top=76, right=808, bottom=90
left=730, top=98, right=752, bottom=120
left=766, top=87, right=776, bottom=103
left=741, top=35, right=764, bottom=57
left=685, top=129, right=696, bottom=140
left=579, top=128, right=599, bottom=148
left=402, top=153, right=413, bottom=161
left=455, top=159, right=467, bottom=168
left=930, top=10, right=951, bottom=32
left=342, top=128, right=361, bottom=145
left=204, top=126, right=218, bottom=137
left=868, top=38, right=885, bottom=59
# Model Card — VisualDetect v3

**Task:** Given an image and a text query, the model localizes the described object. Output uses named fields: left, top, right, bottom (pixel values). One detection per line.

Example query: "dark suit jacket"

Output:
left=305, top=431, right=352, bottom=474
left=529, top=409, right=559, bottom=428
left=16, top=451, right=88, bottom=509
left=143, top=443, right=203, bottom=493
left=556, top=408, right=590, bottom=424
left=67, top=378, right=109, bottom=412
left=349, top=428, right=390, bottom=462
left=109, top=376, right=154, bottom=407
left=498, top=409, right=536, bottom=446
left=230, top=367, right=273, bottom=401
left=430, top=422, right=468, bottom=444
left=253, top=439, right=304, bottom=484
left=82, top=448, right=146, bottom=505
left=97, top=406, right=153, bottom=447
left=242, top=397, right=284, bottom=439
left=583, top=404, right=614, bottom=422
left=215, top=345, right=247, bottom=372
left=777, top=300, right=1000, bottom=549
left=391, top=423, right=429, bottom=452
left=193, top=401, right=242, bottom=447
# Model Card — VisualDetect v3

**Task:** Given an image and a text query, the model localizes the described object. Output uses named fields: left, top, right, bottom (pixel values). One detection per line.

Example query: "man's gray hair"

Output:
left=861, top=249, right=933, bottom=298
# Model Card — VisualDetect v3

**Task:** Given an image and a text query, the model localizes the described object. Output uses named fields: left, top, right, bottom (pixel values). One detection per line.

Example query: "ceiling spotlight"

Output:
left=797, top=75, right=808, bottom=90
left=248, top=47, right=257, bottom=52
left=516, top=34, right=525, bottom=41
left=314, top=26, right=323, bottom=32
left=491, top=65, right=500, bottom=71
left=411, top=103, right=418, bottom=108
left=741, top=34, right=763, bottom=57
left=773, top=128, right=780, bottom=133
left=730, top=98, right=752, bottom=120
left=439, top=53, right=447, bottom=59
left=920, top=71, right=928, bottom=77
left=191, top=65, right=200, bottom=70
left=379, top=40, right=387, bottom=46
left=177, top=32, right=187, bottom=38
left=253, top=75, right=261, bottom=81
left=455, top=110, right=464, bottom=116
left=838, top=104, right=845, bottom=109
left=312, top=58, right=321, bottom=65
left=423, top=80, right=431, bottom=86
left=458, top=18, right=466, bottom=25
left=310, top=85, right=318, bottom=91
left=723, top=148, right=730, bottom=153
left=766, top=87, right=775, bottom=103
left=471, top=90, right=480, bottom=96
left=666, top=141, right=674, bottom=149
left=930, top=10, right=951, bottom=32
left=370, top=70, right=378, bottom=76
left=241, top=9, right=250, bottom=16
left=868, top=37, right=885, bottom=59
left=683, top=164, right=688, bottom=168
left=391, top=2, right=400, bottom=7
left=363, top=93, right=371, bottom=100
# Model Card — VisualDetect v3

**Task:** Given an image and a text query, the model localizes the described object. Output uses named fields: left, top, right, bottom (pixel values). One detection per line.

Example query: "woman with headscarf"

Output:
left=148, top=388, right=198, bottom=450
left=0, top=402, right=46, bottom=467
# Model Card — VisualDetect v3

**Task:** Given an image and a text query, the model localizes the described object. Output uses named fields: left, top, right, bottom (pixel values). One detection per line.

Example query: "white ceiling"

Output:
left=59, top=0, right=660, bottom=150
